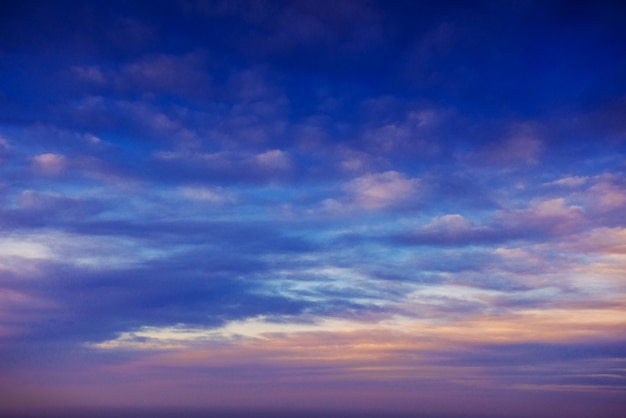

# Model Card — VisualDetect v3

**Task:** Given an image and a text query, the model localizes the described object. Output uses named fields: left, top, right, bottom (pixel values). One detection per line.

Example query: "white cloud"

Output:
left=90, top=315, right=391, bottom=351
left=361, top=108, right=443, bottom=155
left=17, top=189, right=75, bottom=210
left=0, top=237, right=51, bottom=260
left=546, top=176, right=589, bottom=188
left=423, top=214, right=473, bottom=233
left=0, top=232, right=169, bottom=274
left=179, top=186, right=234, bottom=204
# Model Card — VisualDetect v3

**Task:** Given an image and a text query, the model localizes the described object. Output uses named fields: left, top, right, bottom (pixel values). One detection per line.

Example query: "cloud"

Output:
left=89, top=315, right=386, bottom=351
left=391, top=198, right=587, bottom=247
left=178, top=186, right=235, bottom=204
left=501, top=198, right=587, bottom=235
left=254, top=149, right=291, bottom=172
left=360, top=108, right=445, bottom=157
left=31, top=153, right=66, bottom=175
left=226, top=68, right=278, bottom=102
left=118, top=51, right=212, bottom=98
left=552, top=227, right=626, bottom=255
left=320, top=171, right=420, bottom=214
left=0, top=243, right=317, bottom=350
left=0, top=231, right=161, bottom=273
left=348, top=171, right=419, bottom=209
left=70, top=51, right=211, bottom=100
left=585, top=177, right=626, bottom=214
left=153, top=149, right=293, bottom=184
left=392, top=220, right=500, bottom=247
left=114, top=100, right=199, bottom=142
left=541, top=174, right=626, bottom=226
left=545, top=176, right=589, bottom=188
left=335, top=148, right=376, bottom=174
left=17, top=190, right=83, bottom=213
left=423, top=214, right=472, bottom=233
left=476, top=133, right=544, bottom=166
left=2, top=2, right=626, bottom=415
left=71, top=66, right=106, bottom=84
left=75, top=306, right=626, bottom=413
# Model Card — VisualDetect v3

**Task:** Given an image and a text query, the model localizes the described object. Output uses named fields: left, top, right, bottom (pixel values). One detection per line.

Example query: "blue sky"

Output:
left=1, top=1, right=626, bottom=416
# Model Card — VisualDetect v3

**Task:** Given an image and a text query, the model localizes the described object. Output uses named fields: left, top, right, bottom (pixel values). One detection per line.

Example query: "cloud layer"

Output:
left=1, top=1, right=626, bottom=417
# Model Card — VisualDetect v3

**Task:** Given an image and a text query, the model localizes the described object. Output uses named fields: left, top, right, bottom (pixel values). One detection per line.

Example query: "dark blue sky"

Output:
left=1, top=1, right=626, bottom=416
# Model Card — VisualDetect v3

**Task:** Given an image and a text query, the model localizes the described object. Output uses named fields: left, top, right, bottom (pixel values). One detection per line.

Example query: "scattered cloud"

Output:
left=71, top=65, right=106, bottom=84
left=178, top=186, right=235, bottom=204
left=118, top=51, right=212, bottom=98
left=2, top=1, right=626, bottom=415
left=545, top=176, right=589, bottom=188
left=465, top=123, right=545, bottom=168
left=254, top=149, right=291, bottom=172
left=31, top=153, right=66, bottom=175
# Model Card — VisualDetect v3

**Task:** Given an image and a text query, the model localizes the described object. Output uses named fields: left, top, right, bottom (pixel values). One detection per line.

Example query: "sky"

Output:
left=1, top=0, right=626, bottom=417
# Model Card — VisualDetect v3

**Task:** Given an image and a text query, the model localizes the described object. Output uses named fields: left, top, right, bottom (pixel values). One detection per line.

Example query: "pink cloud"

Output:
left=499, top=198, right=587, bottom=236
left=555, top=227, right=626, bottom=255
left=322, top=171, right=420, bottom=214
left=316, top=171, right=421, bottom=216
left=586, top=179, right=626, bottom=212
left=8, top=307, right=625, bottom=415
left=361, top=108, right=444, bottom=156
left=32, top=153, right=66, bottom=175
left=254, top=149, right=291, bottom=172
left=346, top=171, right=420, bottom=210
left=471, top=123, right=544, bottom=166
